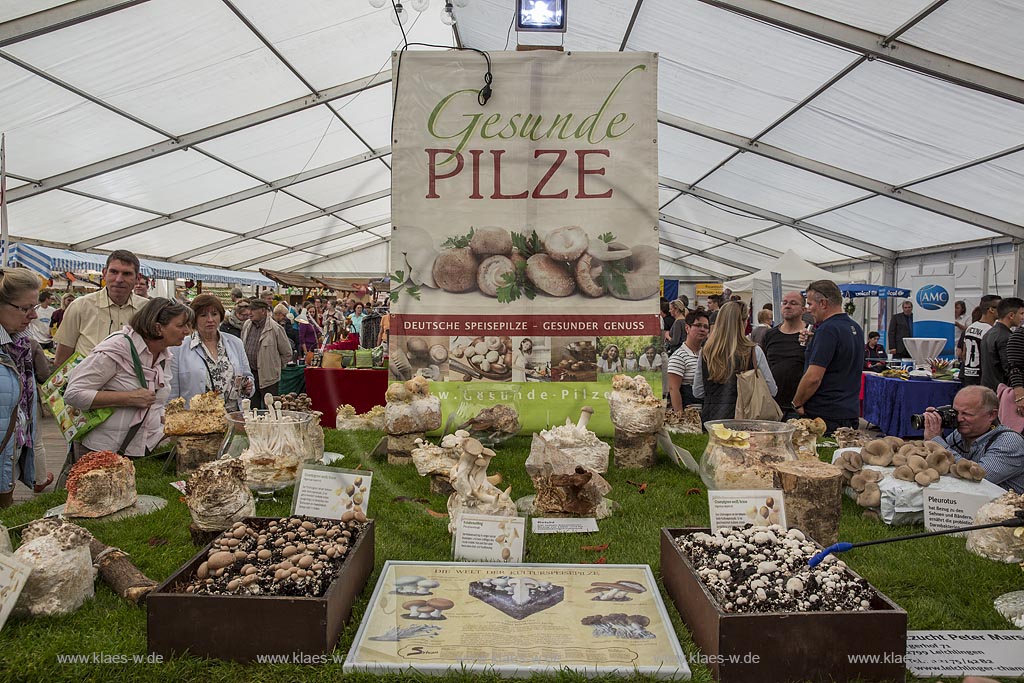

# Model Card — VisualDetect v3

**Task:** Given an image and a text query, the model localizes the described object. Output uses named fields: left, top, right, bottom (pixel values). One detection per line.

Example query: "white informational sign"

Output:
left=292, top=464, right=371, bottom=521
left=169, top=480, right=187, bottom=495
left=531, top=518, right=599, bottom=534
left=453, top=514, right=525, bottom=563
left=0, top=552, right=32, bottom=632
left=708, top=489, right=787, bottom=531
left=923, top=490, right=997, bottom=536
left=910, top=274, right=955, bottom=357
left=905, top=631, right=1024, bottom=677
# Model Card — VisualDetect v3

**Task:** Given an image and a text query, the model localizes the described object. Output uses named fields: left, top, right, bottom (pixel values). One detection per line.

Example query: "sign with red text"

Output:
left=390, top=51, right=659, bottom=435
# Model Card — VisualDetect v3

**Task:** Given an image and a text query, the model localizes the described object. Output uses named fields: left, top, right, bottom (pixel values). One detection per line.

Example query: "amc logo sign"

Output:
left=916, top=284, right=950, bottom=311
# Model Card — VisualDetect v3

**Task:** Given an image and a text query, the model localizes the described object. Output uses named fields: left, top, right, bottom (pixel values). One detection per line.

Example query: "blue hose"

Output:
left=808, top=542, right=853, bottom=567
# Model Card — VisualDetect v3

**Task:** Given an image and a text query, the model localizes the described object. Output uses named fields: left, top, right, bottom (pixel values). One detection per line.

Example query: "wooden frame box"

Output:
left=147, top=518, right=374, bottom=663
left=660, top=527, right=907, bottom=683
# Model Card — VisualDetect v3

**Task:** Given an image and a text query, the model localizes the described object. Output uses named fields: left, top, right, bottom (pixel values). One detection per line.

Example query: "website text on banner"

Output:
left=389, top=51, right=660, bottom=436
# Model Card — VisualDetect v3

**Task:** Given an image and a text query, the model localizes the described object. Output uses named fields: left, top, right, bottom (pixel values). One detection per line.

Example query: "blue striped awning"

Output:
left=8, top=243, right=273, bottom=287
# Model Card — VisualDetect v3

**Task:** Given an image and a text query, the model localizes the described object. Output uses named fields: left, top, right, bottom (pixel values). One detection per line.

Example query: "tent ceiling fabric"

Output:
left=1, top=0, right=1023, bottom=281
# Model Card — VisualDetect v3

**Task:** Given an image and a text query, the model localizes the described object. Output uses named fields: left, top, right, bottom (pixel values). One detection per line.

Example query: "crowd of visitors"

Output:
left=0, top=249, right=389, bottom=506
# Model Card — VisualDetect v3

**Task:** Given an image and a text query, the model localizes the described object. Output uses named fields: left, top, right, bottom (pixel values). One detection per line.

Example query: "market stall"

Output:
left=303, top=367, right=387, bottom=426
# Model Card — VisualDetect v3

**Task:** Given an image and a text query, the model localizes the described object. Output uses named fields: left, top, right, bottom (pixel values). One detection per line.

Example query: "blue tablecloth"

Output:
left=863, top=374, right=960, bottom=437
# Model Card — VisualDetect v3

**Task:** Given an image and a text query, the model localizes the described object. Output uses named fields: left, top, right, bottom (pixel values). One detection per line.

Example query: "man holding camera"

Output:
left=922, top=385, right=1024, bottom=493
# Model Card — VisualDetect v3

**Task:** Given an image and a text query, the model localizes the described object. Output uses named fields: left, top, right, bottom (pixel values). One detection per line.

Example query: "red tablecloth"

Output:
left=304, top=367, right=387, bottom=427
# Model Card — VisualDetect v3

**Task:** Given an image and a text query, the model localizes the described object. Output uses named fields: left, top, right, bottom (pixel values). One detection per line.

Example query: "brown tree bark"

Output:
left=771, top=460, right=845, bottom=546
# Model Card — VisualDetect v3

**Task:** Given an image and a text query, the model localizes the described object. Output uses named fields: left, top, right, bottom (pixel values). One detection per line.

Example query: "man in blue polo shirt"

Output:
left=792, top=279, right=864, bottom=434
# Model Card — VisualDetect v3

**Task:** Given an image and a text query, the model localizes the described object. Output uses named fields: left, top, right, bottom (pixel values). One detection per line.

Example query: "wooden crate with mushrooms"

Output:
left=660, top=527, right=907, bottom=683
left=147, top=516, right=374, bottom=662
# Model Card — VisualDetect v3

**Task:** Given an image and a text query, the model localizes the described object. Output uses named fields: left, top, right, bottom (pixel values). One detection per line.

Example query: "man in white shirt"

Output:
left=29, top=290, right=57, bottom=350
left=638, top=344, right=664, bottom=372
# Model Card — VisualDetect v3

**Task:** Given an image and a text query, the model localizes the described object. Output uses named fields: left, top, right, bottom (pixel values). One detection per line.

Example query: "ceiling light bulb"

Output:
left=440, top=1, right=456, bottom=24
left=390, top=2, right=409, bottom=25
left=368, top=0, right=387, bottom=7
left=409, top=0, right=430, bottom=11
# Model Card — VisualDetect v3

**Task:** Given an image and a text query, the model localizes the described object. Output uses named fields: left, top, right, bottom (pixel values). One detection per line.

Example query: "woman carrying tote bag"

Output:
left=693, top=301, right=779, bottom=426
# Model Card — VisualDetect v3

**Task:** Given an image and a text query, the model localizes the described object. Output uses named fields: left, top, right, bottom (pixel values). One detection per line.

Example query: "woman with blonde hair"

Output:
left=693, top=300, right=777, bottom=426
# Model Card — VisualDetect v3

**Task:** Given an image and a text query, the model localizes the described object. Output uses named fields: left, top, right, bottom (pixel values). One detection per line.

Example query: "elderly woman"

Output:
left=1, top=268, right=44, bottom=507
left=169, top=294, right=254, bottom=411
left=65, top=298, right=194, bottom=458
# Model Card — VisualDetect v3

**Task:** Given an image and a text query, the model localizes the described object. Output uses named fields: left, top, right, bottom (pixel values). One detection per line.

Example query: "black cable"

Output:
left=690, top=194, right=776, bottom=222
left=503, top=9, right=516, bottom=50
left=795, top=228, right=873, bottom=263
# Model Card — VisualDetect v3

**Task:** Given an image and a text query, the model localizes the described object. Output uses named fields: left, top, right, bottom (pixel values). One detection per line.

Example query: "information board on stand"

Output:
left=453, top=514, right=525, bottom=563
left=906, top=631, right=1024, bottom=677
left=923, top=490, right=994, bottom=535
left=708, top=489, right=787, bottom=531
left=292, top=465, right=372, bottom=521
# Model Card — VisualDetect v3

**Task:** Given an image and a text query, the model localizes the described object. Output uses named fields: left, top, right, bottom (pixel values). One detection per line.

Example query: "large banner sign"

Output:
left=390, top=51, right=659, bottom=435
left=910, top=274, right=955, bottom=357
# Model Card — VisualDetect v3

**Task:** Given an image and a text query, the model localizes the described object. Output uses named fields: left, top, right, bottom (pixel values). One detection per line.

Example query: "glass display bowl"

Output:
left=700, top=420, right=798, bottom=490
left=218, top=410, right=318, bottom=500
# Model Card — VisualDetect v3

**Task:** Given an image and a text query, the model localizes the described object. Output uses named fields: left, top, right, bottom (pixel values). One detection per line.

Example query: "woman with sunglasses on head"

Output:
left=64, top=298, right=194, bottom=459
left=0, top=268, right=46, bottom=507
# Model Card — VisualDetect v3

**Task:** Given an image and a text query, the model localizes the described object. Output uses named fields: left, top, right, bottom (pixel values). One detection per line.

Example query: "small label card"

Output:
left=453, top=514, right=525, bottom=563
left=0, top=552, right=32, bottom=632
left=906, top=631, right=1024, bottom=677
left=169, top=481, right=188, bottom=495
left=531, top=518, right=599, bottom=534
left=292, top=464, right=371, bottom=521
left=708, top=489, right=787, bottom=531
left=924, top=490, right=996, bottom=536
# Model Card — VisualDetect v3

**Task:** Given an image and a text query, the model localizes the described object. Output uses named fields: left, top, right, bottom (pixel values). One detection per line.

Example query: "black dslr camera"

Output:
left=910, top=406, right=957, bottom=431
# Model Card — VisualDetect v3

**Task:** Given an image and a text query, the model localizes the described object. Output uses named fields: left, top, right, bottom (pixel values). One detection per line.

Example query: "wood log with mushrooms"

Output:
left=771, top=460, right=844, bottom=545
left=20, top=518, right=157, bottom=604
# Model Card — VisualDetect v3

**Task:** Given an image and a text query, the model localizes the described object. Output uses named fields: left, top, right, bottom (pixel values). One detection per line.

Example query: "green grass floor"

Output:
left=1, top=431, right=1021, bottom=683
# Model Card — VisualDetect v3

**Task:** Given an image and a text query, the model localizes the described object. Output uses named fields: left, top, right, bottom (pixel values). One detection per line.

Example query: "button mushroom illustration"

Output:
left=470, top=226, right=513, bottom=257
left=507, top=577, right=538, bottom=606
left=402, top=599, right=430, bottom=619
left=542, top=225, right=589, bottom=261
left=477, top=255, right=516, bottom=297
left=432, top=247, right=479, bottom=292
left=394, top=575, right=426, bottom=594
left=415, top=578, right=440, bottom=595
left=586, top=580, right=647, bottom=601
left=525, top=253, right=575, bottom=296
left=425, top=597, right=455, bottom=619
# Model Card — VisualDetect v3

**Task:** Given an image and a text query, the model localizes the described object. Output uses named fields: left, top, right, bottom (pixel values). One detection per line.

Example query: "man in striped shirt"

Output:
left=667, top=311, right=709, bottom=414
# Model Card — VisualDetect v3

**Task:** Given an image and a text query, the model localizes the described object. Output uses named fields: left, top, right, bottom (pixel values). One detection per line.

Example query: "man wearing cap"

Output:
left=241, top=300, right=292, bottom=409
left=54, top=250, right=149, bottom=365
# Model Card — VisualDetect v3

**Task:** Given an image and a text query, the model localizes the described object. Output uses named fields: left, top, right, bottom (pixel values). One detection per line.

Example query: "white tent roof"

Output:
left=1, top=0, right=1023, bottom=280
left=723, top=249, right=835, bottom=293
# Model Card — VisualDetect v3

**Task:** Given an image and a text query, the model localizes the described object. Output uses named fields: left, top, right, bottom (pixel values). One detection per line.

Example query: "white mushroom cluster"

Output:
left=676, top=526, right=876, bottom=614
left=476, top=576, right=554, bottom=605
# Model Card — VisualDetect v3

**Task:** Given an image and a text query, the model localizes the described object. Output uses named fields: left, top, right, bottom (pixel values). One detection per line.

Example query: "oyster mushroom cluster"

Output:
left=401, top=225, right=659, bottom=300
left=179, top=516, right=366, bottom=597
left=834, top=450, right=884, bottom=508
left=676, top=526, right=877, bottom=614
left=581, top=613, right=655, bottom=639
left=586, top=580, right=647, bottom=601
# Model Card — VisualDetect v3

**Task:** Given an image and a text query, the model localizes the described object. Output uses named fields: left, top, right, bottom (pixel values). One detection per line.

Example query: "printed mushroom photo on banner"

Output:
left=390, top=224, right=660, bottom=309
